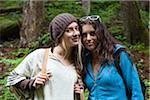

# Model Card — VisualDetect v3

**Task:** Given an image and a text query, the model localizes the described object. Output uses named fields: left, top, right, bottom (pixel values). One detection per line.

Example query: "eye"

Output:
left=75, top=26, right=79, bottom=31
left=89, top=31, right=95, bottom=36
left=65, top=29, right=70, bottom=32
left=65, top=28, right=73, bottom=33
left=82, top=32, right=87, bottom=38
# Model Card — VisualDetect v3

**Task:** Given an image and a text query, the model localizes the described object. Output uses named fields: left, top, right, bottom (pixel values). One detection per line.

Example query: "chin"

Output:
left=70, top=43, right=78, bottom=47
left=86, top=46, right=95, bottom=51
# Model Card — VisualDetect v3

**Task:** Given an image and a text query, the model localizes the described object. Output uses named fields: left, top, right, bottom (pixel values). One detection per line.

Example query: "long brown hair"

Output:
left=80, top=19, right=121, bottom=63
left=79, top=19, right=122, bottom=81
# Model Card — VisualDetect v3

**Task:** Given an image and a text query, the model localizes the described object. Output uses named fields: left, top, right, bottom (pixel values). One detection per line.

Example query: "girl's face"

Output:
left=61, top=22, right=80, bottom=48
left=82, top=24, right=98, bottom=51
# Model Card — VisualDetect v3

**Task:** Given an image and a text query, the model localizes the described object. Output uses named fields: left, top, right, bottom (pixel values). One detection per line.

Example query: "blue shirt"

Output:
left=84, top=44, right=144, bottom=100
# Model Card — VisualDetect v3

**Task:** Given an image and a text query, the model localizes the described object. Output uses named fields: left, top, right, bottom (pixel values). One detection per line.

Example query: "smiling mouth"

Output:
left=72, top=37, right=79, bottom=41
left=88, top=45, right=93, bottom=47
left=87, top=42, right=94, bottom=45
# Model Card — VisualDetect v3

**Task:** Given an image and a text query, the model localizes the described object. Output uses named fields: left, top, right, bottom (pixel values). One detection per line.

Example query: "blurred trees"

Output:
left=120, top=1, right=149, bottom=46
left=1, top=0, right=148, bottom=47
left=82, top=0, right=91, bottom=16
left=19, top=0, right=44, bottom=47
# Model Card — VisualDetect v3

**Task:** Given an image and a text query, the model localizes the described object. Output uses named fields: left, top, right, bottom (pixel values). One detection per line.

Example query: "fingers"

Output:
left=33, top=76, right=46, bottom=88
left=47, top=72, right=52, bottom=80
left=33, top=72, right=52, bottom=88
left=36, top=76, right=46, bottom=85
left=74, top=84, right=84, bottom=94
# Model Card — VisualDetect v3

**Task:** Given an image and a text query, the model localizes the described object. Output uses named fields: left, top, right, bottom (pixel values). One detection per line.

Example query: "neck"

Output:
left=92, top=52, right=99, bottom=59
left=53, top=44, right=72, bottom=59
left=91, top=52, right=102, bottom=64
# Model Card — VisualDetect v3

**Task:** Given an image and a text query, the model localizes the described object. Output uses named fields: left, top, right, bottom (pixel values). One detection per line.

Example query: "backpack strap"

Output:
left=114, top=48, right=125, bottom=77
left=114, top=48, right=132, bottom=99
left=42, top=48, right=49, bottom=74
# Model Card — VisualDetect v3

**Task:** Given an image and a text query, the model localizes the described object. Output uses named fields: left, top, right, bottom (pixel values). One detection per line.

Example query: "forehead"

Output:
left=82, top=24, right=95, bottom=32
left=67, top=22, right=78, bottom=28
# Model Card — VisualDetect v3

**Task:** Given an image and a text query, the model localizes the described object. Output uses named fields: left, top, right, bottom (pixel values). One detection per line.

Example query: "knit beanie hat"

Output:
left=49, top=13, right=77, bottom=41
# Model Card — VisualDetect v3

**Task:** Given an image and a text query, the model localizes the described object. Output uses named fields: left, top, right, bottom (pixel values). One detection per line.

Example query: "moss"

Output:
left=0, top=0, right=22, bottom=9
left=0, top=17, right=18, bottom=31
left=46, top=1, right=83, bottom=21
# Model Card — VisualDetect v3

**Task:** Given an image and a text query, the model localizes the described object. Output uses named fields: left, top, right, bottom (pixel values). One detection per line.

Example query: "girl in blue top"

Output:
left=78, top=15, right=144, bottom=100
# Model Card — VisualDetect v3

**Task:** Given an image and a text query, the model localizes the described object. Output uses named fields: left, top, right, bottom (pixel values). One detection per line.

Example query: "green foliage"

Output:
left=124, top=42, right=149, bottom=56
left=137, top=58, right=144, bottom=69
left=0, top=78, right=16, bottom=100
left=0, top=0, right=22, bottom=31
left=11, top=48, right=33, bottom=56
left=127, top=43, right=145, bottom=51
left=91, top=1, right=120, bottom=24
left=145, top=80, right=150, bottom=87
left=139, top=9, right=149, bottom=28
left=145, top=79, right=150, bottom=97
left=0, top=58, right=23, bottom=66
left=109, top=25, right=126, bottom=41
left=109, top=26, right=124, bottom=34
left=46, top=1, right=83, bottom=21
left=115, top=34, right=126, bottom=41
left=0, top=15, right=21, bottom=30
left=84, top=89, right=89, bottom=100
left=28, top=41, right=39, bottom=49
left=38, top=32, right=51, bottom=46
left=0, top=0, right=22, bottom=8
left=0, top=48, right=32, bottom=99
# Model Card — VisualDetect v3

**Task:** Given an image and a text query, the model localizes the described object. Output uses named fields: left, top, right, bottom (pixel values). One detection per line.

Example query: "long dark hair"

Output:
left=79, top=19, right=121, bottom=81
left=80, top=19, right=121, bottom=63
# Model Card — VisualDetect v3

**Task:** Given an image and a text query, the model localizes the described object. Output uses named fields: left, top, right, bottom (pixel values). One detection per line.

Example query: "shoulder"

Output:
left=113, top=44, right=129, bottom=59
left=114, top=44, right=133, bottom=62
left=24, top=48, right=51, bottom=61
left=26, top=48, right=44, bottom=58
left=114, top=44, right=126, bottom=54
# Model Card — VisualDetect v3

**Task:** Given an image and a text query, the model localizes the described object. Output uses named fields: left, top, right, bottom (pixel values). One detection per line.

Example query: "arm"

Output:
left=7, top=49, right=43, bottom=89
left=11, top=71, right=51, bottom=90
left=15, top=78, right=35, bottom=90
left=119, top=51, right=144, bottom=100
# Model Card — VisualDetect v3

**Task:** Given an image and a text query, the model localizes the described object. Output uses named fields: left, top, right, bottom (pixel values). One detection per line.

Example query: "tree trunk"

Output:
left=82, top=0, right=91, bottom=16
left=120, top=1, right=149, bottom=45
left=20, top=0, right=44, bottom=47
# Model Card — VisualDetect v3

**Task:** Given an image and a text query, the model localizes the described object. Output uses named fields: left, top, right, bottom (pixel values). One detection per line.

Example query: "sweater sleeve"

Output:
left=119, top=51, right=144, bottom=100
left=15, top=79, right=35, bottom=90
left=7, top=49, right=44, bottom=88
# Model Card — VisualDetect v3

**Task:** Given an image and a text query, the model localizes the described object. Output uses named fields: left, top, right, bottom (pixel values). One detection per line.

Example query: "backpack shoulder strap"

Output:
left=114, top=48, right=125, bottom=76
left=114, top=48, right=131, bottom=98
left=42, top=48, right=49, bottom=74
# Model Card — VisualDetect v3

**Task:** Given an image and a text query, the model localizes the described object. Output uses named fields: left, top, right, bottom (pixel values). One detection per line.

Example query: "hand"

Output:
left=74, top=83, right=84, bottom=94
left=33, top=72, right=52, bottom=88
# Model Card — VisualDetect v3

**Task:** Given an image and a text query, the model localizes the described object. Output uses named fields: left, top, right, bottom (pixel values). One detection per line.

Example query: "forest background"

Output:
left=0, top=0, right=149, bottom=100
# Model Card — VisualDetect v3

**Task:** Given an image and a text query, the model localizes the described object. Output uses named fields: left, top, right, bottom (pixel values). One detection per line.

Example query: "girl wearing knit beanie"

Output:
left=7, top=13, right=84, bottom=100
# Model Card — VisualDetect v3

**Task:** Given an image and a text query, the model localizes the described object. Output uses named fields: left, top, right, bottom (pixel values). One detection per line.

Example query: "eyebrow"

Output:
left=67, top=24, right=78, bottom=28
left=89, top=31, right=95, bottom=33
left=66, top=27, right=73, bottom=30
left=82, top=31, right=95, bottom=34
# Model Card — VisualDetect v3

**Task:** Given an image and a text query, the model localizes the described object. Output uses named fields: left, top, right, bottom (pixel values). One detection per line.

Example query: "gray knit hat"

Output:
left=49, top=13, right=77, bottom=41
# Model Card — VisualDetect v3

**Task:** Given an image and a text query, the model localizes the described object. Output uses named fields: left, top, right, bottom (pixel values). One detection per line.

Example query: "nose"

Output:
left=87, top=34, right=91, bottom=40
left=73, top=29, right=80, bottom=36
